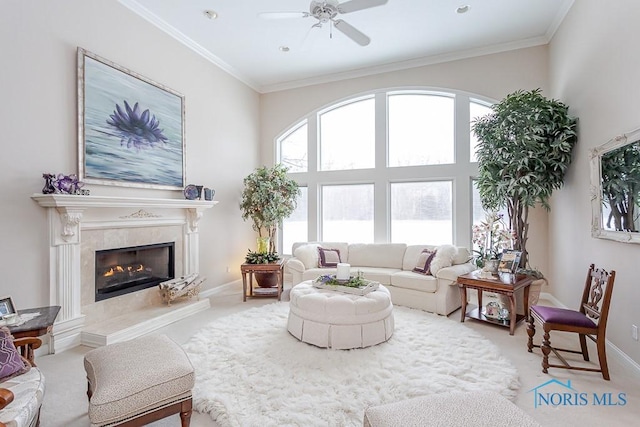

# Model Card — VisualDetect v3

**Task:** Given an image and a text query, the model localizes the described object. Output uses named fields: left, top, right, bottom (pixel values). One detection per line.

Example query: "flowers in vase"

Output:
left=472, top=212, right=513, bottom=268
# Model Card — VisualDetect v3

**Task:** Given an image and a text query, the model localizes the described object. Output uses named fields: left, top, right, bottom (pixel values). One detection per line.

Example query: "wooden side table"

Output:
left=241, top=260, right=284, bottom=302
left=457, top=272, right=533, bottom=335
left=8, top=305, right=61, bottom=353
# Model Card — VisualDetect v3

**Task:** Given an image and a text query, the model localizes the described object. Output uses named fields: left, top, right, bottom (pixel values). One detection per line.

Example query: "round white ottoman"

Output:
left=287, top=281, right=394, bottom=349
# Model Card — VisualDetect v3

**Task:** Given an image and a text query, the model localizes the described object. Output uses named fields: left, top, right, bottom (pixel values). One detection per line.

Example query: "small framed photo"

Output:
left=0, top=297, right=16, bottom=316
left=498, top=250, right=522, bottom=274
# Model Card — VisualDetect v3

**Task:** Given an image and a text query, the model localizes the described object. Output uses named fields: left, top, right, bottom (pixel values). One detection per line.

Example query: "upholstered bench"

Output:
left=363, top=391, right=540, bottom=427
left=287, top=281, right=394, bottom=349
left=83, top=334, right=194, bottom=427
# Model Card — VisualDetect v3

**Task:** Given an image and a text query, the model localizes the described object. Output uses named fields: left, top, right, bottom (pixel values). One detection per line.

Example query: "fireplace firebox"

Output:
left=95, top=242, right=175, bottom=302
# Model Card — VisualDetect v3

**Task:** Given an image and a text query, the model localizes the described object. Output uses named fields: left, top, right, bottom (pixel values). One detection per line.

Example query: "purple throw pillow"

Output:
left=318, top=247, right=341, bottom=267
left=413, top=249, right=437, bottom=275
left=0, top=326, right=29, bottom=382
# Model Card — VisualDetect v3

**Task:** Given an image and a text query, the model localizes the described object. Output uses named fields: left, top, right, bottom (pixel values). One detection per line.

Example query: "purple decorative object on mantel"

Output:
left=42, top=173, right=88, bottom=195
left=42, top=173, right=56, bottom=194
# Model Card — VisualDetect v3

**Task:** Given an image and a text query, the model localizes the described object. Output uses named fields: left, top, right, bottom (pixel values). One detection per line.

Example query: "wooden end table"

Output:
left=241, top=260, right=284, bottom=302
left=457, top=271, right=533, bottom=335
left=8, top=305, right=61, bottom=353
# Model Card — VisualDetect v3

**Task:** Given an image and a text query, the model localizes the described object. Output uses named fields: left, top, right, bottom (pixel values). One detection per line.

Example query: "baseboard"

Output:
left=539, top=292, right=564, bottom=307
left=607, top=340, right=640, bottom=379
left=200, top=279, right=242, bottom=298
left=538, top=292, right=640, bottom=378
left=50, top=315, right=86, bottom=353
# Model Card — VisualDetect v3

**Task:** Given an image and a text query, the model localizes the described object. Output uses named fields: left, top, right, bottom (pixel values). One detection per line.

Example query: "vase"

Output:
left=257, top=237, right=270, bottom=254
left=255, top=272, right=279, bottom=288
left=482, top=259, right=499, bottom=274
left=42, top=173, right=56, bottom=194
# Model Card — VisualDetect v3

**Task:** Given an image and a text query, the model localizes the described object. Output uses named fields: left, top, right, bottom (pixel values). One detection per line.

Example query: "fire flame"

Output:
left=103, top=264, right=145, bottom=277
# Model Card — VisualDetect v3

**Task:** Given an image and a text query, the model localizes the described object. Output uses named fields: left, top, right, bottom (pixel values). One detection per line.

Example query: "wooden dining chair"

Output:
left=527, top=264, right=616, bottom=380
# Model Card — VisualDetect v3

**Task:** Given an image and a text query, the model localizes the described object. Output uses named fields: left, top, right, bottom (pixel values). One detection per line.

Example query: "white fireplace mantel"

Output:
left=32, top=193, right=218, bottom=209
left=32, top=194, right=217, bottom=352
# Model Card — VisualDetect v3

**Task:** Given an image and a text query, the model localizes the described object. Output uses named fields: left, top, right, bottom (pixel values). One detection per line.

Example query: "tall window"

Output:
left=319, top=97, right=375, bottom=171
left=282, top=187, right=308, bottom=253
left=391, top=181, right=452, bottom=245
left=322, top=184, right=374, bottom=243
left=471, top=179, right=509, bottom=253
left=276, top=88, right=495, bottom=250
left=278, top=121, right=308, bottom=173
left=470, top=99, right=493, bottom=162
left=388, top=93, right=454, bottom=166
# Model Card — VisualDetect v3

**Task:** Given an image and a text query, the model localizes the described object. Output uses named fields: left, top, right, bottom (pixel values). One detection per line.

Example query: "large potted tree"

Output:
left=240, top=164, right=300, bottom=286
left=472, top=88, right=578, bottom=311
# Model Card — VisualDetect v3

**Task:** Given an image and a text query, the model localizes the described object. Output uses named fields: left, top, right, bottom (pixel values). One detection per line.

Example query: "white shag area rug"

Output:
left=182, top=302, right=520, bottom=427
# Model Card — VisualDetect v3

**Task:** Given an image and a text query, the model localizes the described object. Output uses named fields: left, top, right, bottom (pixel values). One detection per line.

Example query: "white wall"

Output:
left=260, top=46, right=551, bottom=273
left=549, top=1, right=640, bottom=364
left=0, top=0, right=259, bottom=309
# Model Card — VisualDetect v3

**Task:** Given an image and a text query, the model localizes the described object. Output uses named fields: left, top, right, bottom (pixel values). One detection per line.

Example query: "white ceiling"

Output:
left=119, top=0, right=574, bottom=93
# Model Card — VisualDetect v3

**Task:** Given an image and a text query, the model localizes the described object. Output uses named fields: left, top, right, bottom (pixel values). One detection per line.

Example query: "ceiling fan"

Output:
left=259, top=0, right=389, bottom=47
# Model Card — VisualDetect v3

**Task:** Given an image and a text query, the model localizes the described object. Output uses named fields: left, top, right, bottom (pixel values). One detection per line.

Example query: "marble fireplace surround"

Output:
left=32, top=194, right=217, bottom=352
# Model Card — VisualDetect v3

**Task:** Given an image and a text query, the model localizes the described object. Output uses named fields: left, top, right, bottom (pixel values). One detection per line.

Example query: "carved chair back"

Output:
left=579, top=263, right=616, bottom=332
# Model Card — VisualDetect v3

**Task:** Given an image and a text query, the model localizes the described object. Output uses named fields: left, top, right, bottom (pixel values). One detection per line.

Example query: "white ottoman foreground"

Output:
left=363, top=392, right=541, bottom=427
left=287, top=281, right=394, bottom=349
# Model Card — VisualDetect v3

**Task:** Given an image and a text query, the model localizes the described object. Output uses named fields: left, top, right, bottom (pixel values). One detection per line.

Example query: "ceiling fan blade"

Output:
left=333, top=19, right=370, bottom=46
left=258, top=11, right=309, bottom=19
left=337, top=0, right=388, bottom=14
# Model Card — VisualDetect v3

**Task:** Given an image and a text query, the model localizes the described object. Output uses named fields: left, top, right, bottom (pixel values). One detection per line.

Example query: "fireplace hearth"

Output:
left=95, top=242, right=175, bottom=301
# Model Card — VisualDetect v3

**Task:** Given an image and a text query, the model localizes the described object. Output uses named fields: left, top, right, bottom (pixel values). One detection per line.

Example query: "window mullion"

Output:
left=374, top=92, right=388, bottom=243
left=308, top=115, right=319, bottom=242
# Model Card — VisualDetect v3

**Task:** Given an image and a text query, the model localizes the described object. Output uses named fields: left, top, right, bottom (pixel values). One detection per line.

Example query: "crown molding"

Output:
left=260, top=36, right=549, bottom=93
left=117, top=0, right=260, bottom=91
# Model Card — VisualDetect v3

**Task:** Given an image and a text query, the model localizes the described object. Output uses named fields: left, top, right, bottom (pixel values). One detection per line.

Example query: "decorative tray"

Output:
left=313, top=277, right=380, bottom=296
left=481, top=306, right=510, bottom=321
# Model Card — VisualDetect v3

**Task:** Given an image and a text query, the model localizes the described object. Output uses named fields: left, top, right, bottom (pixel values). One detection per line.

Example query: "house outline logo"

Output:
left=528, top=379, right=627, bottom=408
left=528, top=379, right=576, bottom=408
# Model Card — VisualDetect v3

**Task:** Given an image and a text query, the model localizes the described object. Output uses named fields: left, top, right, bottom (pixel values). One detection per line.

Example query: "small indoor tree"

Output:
left=240, top=164, right=300, bottom=255
left=472, top=88, right=578, bottom=269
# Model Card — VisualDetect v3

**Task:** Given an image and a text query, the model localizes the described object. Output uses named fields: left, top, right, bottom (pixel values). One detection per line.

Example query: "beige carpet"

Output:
left=36, top=285, right=640, bottom=426
left=184, top=303, right=519, bottom=426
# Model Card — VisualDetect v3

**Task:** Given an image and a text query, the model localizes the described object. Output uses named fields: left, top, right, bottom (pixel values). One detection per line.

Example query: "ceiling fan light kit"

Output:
left=259, top=0, right=388, bottom=46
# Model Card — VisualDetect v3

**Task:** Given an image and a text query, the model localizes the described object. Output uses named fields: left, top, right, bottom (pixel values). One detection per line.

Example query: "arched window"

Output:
left=388, top=92, right=454, bottom=167
left=277, top=88, right=495, bottom=254
left=319, top=97, right=375, bottom=171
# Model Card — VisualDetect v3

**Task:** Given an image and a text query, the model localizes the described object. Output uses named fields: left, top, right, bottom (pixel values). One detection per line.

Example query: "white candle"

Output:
left=336, top=263, right=350, bottom=280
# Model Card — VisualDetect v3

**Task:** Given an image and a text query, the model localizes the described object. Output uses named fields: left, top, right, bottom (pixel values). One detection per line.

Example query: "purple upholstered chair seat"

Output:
left=527, top=264, right=615, bottom=380
left=530, top=305, right=596, bottom=329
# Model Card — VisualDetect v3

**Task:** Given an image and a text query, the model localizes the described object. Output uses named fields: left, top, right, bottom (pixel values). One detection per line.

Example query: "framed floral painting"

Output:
left=77, top=48, right=185, bottom=189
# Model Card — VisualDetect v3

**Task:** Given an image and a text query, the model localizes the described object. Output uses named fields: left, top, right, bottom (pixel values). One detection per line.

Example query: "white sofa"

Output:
left=285, top=242, right=476, bottom=316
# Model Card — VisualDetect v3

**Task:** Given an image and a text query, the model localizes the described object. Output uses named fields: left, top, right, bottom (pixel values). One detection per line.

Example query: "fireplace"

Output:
left=32, top=194, right=216, bottom=351
left=95, top=242, right=175, bottom=302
